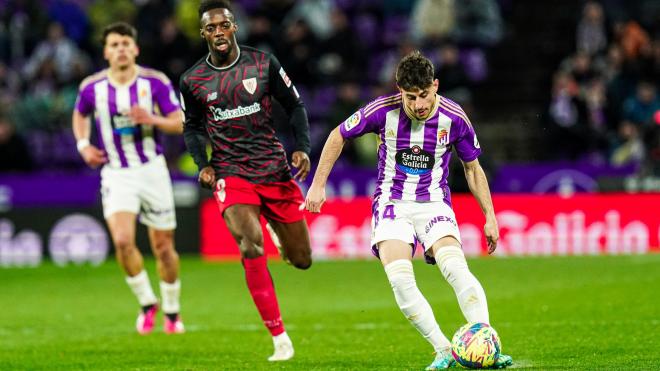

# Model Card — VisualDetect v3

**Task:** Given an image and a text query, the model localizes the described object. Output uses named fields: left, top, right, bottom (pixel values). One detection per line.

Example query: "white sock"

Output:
left=125, top=270, right=158, bottom=307
left=384, top=259, right=452, bottom=353
left=160, top=279, right=181, bottom=314
left=435, top=246, right=489, bottom=323
left=273, top=331, right=292, bottom=346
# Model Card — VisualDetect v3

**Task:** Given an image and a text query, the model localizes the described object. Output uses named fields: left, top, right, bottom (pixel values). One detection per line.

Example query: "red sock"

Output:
left=242, top=256, right=285, bottom=336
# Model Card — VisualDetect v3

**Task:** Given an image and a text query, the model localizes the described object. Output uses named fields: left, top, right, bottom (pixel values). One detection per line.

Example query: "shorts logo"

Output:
left=279, top=67, right=292, bottom=88
left=242, top=78, right=257, bottom=94
left=425, top=215, right=457, bottom=234
left=343, top=111, right=361, bottom=131
left=215, top=179, right=226, bottom=202
left=395, top=145, right=435, bottom=175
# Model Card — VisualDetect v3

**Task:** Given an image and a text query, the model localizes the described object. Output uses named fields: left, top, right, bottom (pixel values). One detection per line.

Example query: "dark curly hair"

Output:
left=102, top=22, right=137, bottom=45
left=395, top=51, right=435, bottom=91
left=199, top=0, right=233, bottom=20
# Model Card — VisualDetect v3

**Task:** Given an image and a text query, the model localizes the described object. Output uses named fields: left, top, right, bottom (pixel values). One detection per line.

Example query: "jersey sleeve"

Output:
left=74, top=83, right=95, bottom=116
left=339, top=104, right=381, bottom=139
left=452, top=112, right=482, bottom=162
left=268, top=54, right=310, bottom=154
left=180, top=75, right=210, bottom=170
left=152, top=75, right=181, bottom=116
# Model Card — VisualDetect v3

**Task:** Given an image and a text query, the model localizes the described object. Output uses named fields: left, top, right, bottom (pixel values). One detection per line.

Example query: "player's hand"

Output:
left=291, top=151, right=310, bottom=181
left=80, top=145, right=108, bottom=169
left=128, top=105, right=154, bottom=125
left=305, top=183, right=326, bottom=213
left=198, top=166, right=216, bottom=189
left=484, top=217, right=499, bottom=254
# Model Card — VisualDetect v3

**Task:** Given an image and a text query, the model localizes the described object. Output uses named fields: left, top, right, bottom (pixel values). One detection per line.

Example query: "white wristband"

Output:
left=76, top=138, right=90, bottom=152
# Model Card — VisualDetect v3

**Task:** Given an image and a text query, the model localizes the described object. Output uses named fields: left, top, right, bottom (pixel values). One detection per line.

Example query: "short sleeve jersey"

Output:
left=74, top=66, right=181, bottom=168
left=340, top=93, right=481, bottom=205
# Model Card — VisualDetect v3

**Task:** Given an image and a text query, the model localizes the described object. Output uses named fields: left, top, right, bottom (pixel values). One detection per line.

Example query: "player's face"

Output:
left=399, top=79, right=439, bottom=120
left=103, top=33, right=138, bottom=69
left=200, top=8, right=238, bottom=58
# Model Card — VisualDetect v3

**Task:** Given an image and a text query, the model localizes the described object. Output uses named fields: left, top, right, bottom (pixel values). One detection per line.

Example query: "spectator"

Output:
left=434, top=43, right=471, bottom=106
left=609, top=120, right=645, bottom=166
left=623, top=81, right=660, bottom=127
left=452, top=0, right=503, bottom=48
left=576, top=1, right=608, bottom=56
left=409, top=0, right=455, bottom=48
left=316, top=8, right=365, bottom=84
left=0, top=113, right=32, bottom=172
left=22, top=22, right=87, bottom=85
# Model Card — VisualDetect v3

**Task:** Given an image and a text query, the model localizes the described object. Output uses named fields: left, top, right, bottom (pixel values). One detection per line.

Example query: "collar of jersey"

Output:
left=205, top=45, right=241, bottom=71
left=107, top=65, right=139, bottom=88
left=402, top=94, right=439, bottom=124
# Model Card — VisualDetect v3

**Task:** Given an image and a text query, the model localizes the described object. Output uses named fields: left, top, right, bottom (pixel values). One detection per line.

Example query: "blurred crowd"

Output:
left=545, top=0, right=659, bottom=176
left=0, top=0, right=506, bottom=174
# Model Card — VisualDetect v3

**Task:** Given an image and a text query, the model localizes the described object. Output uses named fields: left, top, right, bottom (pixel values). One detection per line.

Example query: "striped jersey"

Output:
left=75, top=66, right=181, bottom=169
left=339, top=93, right=481, bottom=206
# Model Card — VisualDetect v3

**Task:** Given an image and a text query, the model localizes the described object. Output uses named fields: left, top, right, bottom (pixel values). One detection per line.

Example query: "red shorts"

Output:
left=213, top=177, right=305, bottom=223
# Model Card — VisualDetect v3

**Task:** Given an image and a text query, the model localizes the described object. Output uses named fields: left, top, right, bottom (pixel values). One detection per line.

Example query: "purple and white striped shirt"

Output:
left=339, top=93, right=481, bottom=206
left=75, top=66, right=181, bottom=169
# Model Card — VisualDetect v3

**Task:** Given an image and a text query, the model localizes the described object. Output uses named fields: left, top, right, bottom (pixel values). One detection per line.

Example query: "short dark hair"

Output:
left=395, top=51, right=435, bottom=91
left=199, top=0, right=233, bottom=20
left=102, top=22, right=137, bottom=45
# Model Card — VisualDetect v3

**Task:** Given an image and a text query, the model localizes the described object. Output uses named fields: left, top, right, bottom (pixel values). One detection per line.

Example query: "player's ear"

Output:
left=200, top=28, right=204, bottom=38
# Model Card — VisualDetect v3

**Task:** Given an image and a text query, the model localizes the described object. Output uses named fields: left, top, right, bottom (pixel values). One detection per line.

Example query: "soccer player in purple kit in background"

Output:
left=306, top=51, right=513, bottom=369
left=72, top=22, right=185, bottom=335
left=179, top=0, right=312, bottom=362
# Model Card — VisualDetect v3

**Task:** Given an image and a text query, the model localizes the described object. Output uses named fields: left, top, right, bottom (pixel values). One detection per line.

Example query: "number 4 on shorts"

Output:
left=383, top=204, right=396, bottom=220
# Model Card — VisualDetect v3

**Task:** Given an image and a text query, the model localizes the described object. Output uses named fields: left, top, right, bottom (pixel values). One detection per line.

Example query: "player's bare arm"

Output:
left=128, top=106, right=183, bottom=134
left=462, top=158, right=499, bottom=253
left=305, top=127, right=346, bottom=213
left=71, top=110, right=107, bottom=168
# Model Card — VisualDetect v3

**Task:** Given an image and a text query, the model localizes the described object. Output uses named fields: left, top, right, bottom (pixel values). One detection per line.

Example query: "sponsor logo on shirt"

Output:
left=242, top=78, right=257, bottom=94
left=343, top=111, right=361, bottom=131
left=279, top=67, right=291, bottom=88
left=209, top=102, right=261, bottom=121
left=111, top=114, right=137, bottom=135
left=395, top=145, right=435, bottom=175
left=474, top=134, right=481, bottom=148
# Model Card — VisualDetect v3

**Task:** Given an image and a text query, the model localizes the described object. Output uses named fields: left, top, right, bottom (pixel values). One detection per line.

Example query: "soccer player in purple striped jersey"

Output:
left=306, top=51, right=513, bottom=369
left=72, top=22, right=184, bottom=335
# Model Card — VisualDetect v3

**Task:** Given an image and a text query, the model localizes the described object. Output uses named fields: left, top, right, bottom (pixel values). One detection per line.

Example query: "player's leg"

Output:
left=373, top=201, right=454, bottom=369
left=264, top=219, right=311, bottom=269
left=147, top=228, right=183, bottom=334
left=139, top=157, right=183, bottom=334
left=223, top=204, right=292, bottom=361
left=258, top=179, right=311, bottom=269
left=379, top=240, right=454, bottom=369
left=106, top=211, right=158, bottom=334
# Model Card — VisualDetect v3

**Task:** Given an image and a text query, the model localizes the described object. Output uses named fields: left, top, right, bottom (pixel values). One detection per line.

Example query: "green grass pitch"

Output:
left=1, top=254, right=659, bottom=370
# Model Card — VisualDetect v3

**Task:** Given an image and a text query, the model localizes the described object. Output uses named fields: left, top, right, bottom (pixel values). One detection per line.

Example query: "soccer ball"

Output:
left=451, top=322, right=501, bottom=368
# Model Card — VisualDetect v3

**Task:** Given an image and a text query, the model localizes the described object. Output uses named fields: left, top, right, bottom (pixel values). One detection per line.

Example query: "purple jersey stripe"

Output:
left=94, top=116, right=106, bottom=151
left=390, top=110, right=410, bottom=200
left=415, top=116, right=439, bottom=201
left=107, top=84, right=129, bottom=168
left=373, top=123, right=388, bottom=200
left=154, top=130, right=163, bottom=155
left=129, top=83, right=149, bottom=164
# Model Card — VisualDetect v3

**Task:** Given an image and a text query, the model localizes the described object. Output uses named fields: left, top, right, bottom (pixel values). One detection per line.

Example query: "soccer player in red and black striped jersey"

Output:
left=180, top=0, right=312, bottom=362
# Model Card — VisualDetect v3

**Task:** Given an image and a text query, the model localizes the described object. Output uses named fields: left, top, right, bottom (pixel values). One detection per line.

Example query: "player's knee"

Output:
left=112, top=233, right=134, bottom=252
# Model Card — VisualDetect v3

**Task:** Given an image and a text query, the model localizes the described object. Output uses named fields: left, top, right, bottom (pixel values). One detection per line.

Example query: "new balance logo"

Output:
left=206, top=92, right=217, bottom=101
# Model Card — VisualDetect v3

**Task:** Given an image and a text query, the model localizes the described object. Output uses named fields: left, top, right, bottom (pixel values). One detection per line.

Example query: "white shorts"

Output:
left=100, top=155, right=176, bottom=230
left=371, top=199, right=461, bottom=253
